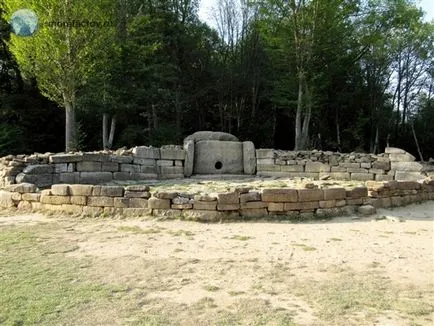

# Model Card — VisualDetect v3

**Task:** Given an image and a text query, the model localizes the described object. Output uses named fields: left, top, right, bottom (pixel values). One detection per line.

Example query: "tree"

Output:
left=2, top=0, right=115, bottom=152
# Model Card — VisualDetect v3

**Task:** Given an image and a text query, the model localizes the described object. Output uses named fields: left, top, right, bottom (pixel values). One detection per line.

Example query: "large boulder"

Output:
left=184, top=131, right=239, bottom=144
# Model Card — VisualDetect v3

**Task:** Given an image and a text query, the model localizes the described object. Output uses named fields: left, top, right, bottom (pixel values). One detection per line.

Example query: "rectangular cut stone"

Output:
left=110, top=155, right=133, bottom=164
left=323, top=188, right=346, bottom=200
left=297, top=189, right=323, bottom=202
left=82, top=153, right=109, bottom=162
left=148, top=197, right=171, bottom=209
left=23, top=164, right=54, bottom=174
left=92, top=186, right=124, bottom=197
left=372, top=161, right=390, bottom=170
left=262, top=189, right=298, bottom=202
left=375, top=174, right=394, bottom=181
left=87, top=196, right=114, bottom=207
left=60, top=204, right=83, bottom=215
left=346, top=198, right=363, bottom=205
left=275, top=159, right=286, bottom=165
left=193, top=201, right=217, bottom=210
left=76, top=161, right=102, bottom=172
left=22, top=193, right=41, bottom=202
left=339, top=163, right=360, bottom=168
left=360, top=163, right=371, bottom=169
left=256, top=165, right=281, bottom=172
left=218, top=192, right=239, bottom=204
left=284, top=201, right=319, bottom=211
left=175, top=160, right=183, bottom=167
left=240, top=201, right=267, bottom=209
left=267, top=202, right=284, bottom=211
left=40, top=195, right=70, bottom=205
left=129, top=198, right=148, bottom=208
left=348, top=168, right=368, bottom=173
left=59, top=173, right=79, bottom=184
left=256, top=149, right=274, bottom=159
left=133, top=147, right=161, bottom=159
left=160, top=148, right=185, bottom=160
left=351, top=173, right=374, bottom=181
left=0, top=191, right=14, bottom=208
left=133, top=158, right=156, bottom=166
left=319, top=200, right=336, bottom=208
left=305, top=162, right=331, bottom=173
left=240, top=208, right=268, bottom=218
left=257, top=158, right=275, bottom=165
left=240, top=192, right=261, bottom=203
left=131, top=173, right=158, bottom=180
left=101, top=162, right=119, bottom=172
left=156, top=160, right=173, bottom=167
left=120, top=164, right=140, bottom=173
left=70, top=196, right=87, bottom=205
left=280, top=165, right=304, bottom=172
left=346, top=187, right=368, bottom=198
left=69, top=184, right=93, bottom=196
left=331, top=166, right=347, bottom=172
left=51, top=184, right=70, bottom=196
left=50, top=154, right=83, bottom=163
left=114, top=197, right=130, bottom=208
left=124, top=191, right=151, bottom=198
left=160, top=166, right=184, bottom=175
left=369, top=169, right=386, bottom=174
left=172, top=203, right=193, bottom=210
left=79, top=172, right=112, bottom=184
left=396, top=181, right=421, bottom=190
left=55, top=164, right=68, bottom=173
left=390, top=162, right=423, bottom=172
left=389, top=153, right=415, bottom=162
left=217, top=203, right=240, bottom=211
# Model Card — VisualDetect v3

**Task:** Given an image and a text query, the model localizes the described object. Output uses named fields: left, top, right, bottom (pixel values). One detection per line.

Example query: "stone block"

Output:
left=262, top=189, right=298, bottom=202
left=323, top=187, right=346, bottom=200
left=22, top=193, right=41, bottom=202
left=348, top=168, right=369, bottom=174
left=280, top=165, right=304, bottom=172
left=257, top=158, right=275, bottom=165
left=16, top=173, right=53, bottom=188
left=361, top=163, right=372, bottom=169
left=240, top=208, right=268, bottom=218
left=389, top=153, right=416, bottom=162
left=124, top=191, right=151, bottom=199
left=125, top=185, right=150, bottom=192
left=256, top=149, right=275, bottom=159
left=156, top=160, right=173, bottom=167
left=160, top=148, right=185, bottom=160
left=240, top=201, right=267, bottom=209
left=0, top=191, right=14, bottom=208
left=60, top=204, right=83, bottom=215
left=40, top=195, right=70, bottom=205
left=82, top=153, right=109, bottom=162
left=346, top=187, right=368, bottom=198
left=114, top=197, right=130, bottom=208
left=103, top=207, right=124, bottom=215
left=79, top=172, right=112, bottom=184
left=69, top=184, right=93, bottom=196
left=319, top=200, right=336, bottom=208
left=133, top=158, right=156, bottom=166
left=131, top=173, right=159, bottom=180
left=267, top=202, right=284, bottom=212
left=120, top=164, right=140, bottom=173
left=87, top=196, right=114, bottom=207
left=331, top=166, right=347, bottom=172
left=339, top=163, right=360, bottom=169
left=390, top=196, right=403, bottom=206
left=92, top=185, right=124, bottom=197
left=305, top=162, right=330, bottom=173
left=358, top=205, right=376, bottom=215
left=372, top=161, right=390, bottom=170
left=175, top=160, right=183, bottom=167
left=101, top=162, right=119, bottom=172
left=284, top=201, right=319, bottom=211
left=326, top=172, right=350, bottom=180
left=110, top=155, right=133, bottom=164
left=17, top=201, right=32, bottom=211
left=396, top=181, right=420, bottom=190
left=218, top=192, right=239, bottom=204
left=172, top=203, right=193, bottom=210
left=391, top=162, right=423, bottom=172
left=183, top=210, right=223, bottom=222
left=113, top=172, right=131, bottom=180
left=346, top=198, right=363, bottom=205
left=11, top=192, right=21, bottom=201
left=6, top=183, right=37, bottom=193
left=50, top=154, right=83, bottom=163
left=316, top=208, right=343, bottom=218
left=129, top=198, right=148, bottom=208
left=59, top=173, right=80, bottom=184
left=375, top=174, right=394, bottom=181
left=385, top=147, right=406, bottom=154
left=240, top=192, right=261, bottom=203
left=76, top=161, right=102, bottom=172
left=82, top=206, right=104, bottom=217
left=158, top=174, right=184, bottom=180
left=122, top=208, right=153, bottom=217
left=257, top=165, right=281, bottom=172
left=160, top=166, right=184, bottom=175
left=394, top=171, right=424, bottom=181
left=369, top=169, right=386, bottom=175
left=184, top=140, right=194, bottom=177
left=70, top=196, right=87, bottom=206
left=148, top=197, right=171, bottom=209
left=172, top=197, right=191, bottom=205
left=140, top=166, right=157, bottom=174
left=154, top=192, right=178, bottom=200
left=51, top=184, right=70, bottom=196
left=54, top=164, right=69, bottom=173
left=152, top=209, right=182, bottom=219
left=193, top=201, right=217, bottom=210
left=133, top=146, right=160, bottom=159
left=351, top=173, right=374, bottom=181
left=297, top=189, right=323, bottom=202
left=243, top=141, right=256, bottom=175
left=335, top=199, right=346, bottom=207
left=217, top=203, right=240, bottom=211
left=194, top=140, right=243, bottom=174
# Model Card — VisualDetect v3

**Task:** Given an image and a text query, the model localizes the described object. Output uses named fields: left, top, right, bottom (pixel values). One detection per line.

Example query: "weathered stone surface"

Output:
left=50, top=154, right=83, bottom=163
left=267, top=202, right=284, bottom=211
left=16, top=173, right=53, bottom=188
left=183, top=210, right=223, bottom=222
left=5, top=183, right=37, bottom=194
left=217, top=192, right=239, bottom=204
left=22, top=193, right=41, bottom=202
left=194, top=194, right=217, bottom=202
left=372, top=161, right=390, bottom=170
left=256, top=149, right=274, bottom=159
left=184, top=131, right=239, bottom=143
left=124, top=191, right=151, bottom=199
left=358, top=205, right=376, bottom=215
left=172, top=196, right=191, bottom=205
left=59, top=173, right=80, bottom=184
left=113, top=172, right=131, bottom=180
left=76, top=161, right=102, bottom=172
left=240, top=208, right=268, bottom=218
left=389, top=153, right=416, bottom=162
left=339, top=163, right=360, bottom=169
left=82, top=153, right=109, bottom=162
left=87, top=196, right=114, bottom=207
left=140, top=166, right=157, bottom=174
left=346, top=187, right=368, bottom=198
left=0, top=191, right=14, bottom=208
left=114, top=197, right=130, bottom=208
left=257, top=165, right=281, bottom=172
left=375, top=174, right=394, bottom=181
left=351, top=173, right=374, bottom=181
left=319, top=200, right=336, bottom=208
left=11, top=192, right=21, bottom=201
left=51, top=184, right=70, bottom=196
left=148, top=197, right=171, bottom=209
left=153, top=209, right=182, bottom=219
left=133, top=147, right=160, bottom=159
left=324, top=172, right=350, bottom=180
left=156, top=160, right=173, bottom=167
left=160, top=147, right=185, bottom=160
left=101, top=162, right=119, bottom=172
left=40, top=195, right=71, bottom=205
left=133, top=158, right=156, bottom=166
left=122, top=208, right=153, bottom=217
left=385, top=147, right=406, bottom=154
left=323, top=187, right=346, bottom=200
left=257, top=158, right=275, bottom=165
left=305, top=162, right=331, bottom=173
left=394, top=171, right=424, bottom=181
left=280, top=165, right=304, bottom=172
left=171, top=203, right=193, bottom=210
left=130, top=173, right=159, bottom=180
left=240, top=192, right=261, bottom=203
left=69, top=184, right=93, bottom=196
left=54, top=163, right=74, bottom=173
left=243, top=141, right=256, bottom=175
left=217, top=203, right=240, bottom=211
left=17, top=201, right=32, bottom=211
left=61, top=204, right=84, bottom=215
left=193, top=201, right=217, bottom=210
left=262, top=189, right=298, bottom=202
left=120, top=164, right=141, bottom=173
left=194, top=140, right=243, bottom=174
left=390, top=162, right=423, bottom=172
left=284, top=201, right=319, bottom=211
left=396, top=181, right=421, bottom=190
left=129, top=198, right=148, bottom=208
left=160, top=166, right=184, bottom=175
left=110, top=155, right=133, bottom=164
left=93, top=186, right=124, bottom=197
left=346, top=198, right=363, bottom=205
left=297, top=189, right=323, bottom=202
left=316, top=208, right=344, bottom=218
left=184, top=140, right=194, bottom=177
left=70, top=196, right=87, bottom=206
left=125, top=185, right=150, bottom=192
left=154, top=192, right=178, bottom=200
left=79, top=172, right=112, bottom=184
left=82, top=206, right=104, bottom=216
left=240, top=201, right=267, bottom=209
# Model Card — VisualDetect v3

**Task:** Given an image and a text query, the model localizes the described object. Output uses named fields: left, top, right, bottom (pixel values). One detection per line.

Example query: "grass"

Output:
left=329, top=237, right=343, bottom=242
left=117, top=225, right=161, bottom=234
left=292, top=243, right=317, bottom=251
left=227, top=235, right=254, bottom=241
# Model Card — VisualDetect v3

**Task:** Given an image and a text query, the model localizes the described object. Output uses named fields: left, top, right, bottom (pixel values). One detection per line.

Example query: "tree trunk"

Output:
left=102, top=113, right=109, bottom=149
left=108, top=116, right=116, bottom=149
left=294, top=73, right=303, bottom=150
left=411, top=122, right=424, bottom=162
left=64, top=101, right=76, bottom=152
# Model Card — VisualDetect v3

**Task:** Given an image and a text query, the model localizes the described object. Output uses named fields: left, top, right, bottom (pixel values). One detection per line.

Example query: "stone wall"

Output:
left=0, top=146, right=185, bottom=188
left=256, top=147, right=427, bottom=181
left=1, top=178, right=433, bottom=221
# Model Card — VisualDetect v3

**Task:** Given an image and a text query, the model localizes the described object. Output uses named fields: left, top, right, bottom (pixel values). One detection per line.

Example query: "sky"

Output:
left=198, top=0, right=434, bottom=26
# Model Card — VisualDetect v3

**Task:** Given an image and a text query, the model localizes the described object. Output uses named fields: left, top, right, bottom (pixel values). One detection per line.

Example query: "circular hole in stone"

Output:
left=215, top=161, right=223, bottom=170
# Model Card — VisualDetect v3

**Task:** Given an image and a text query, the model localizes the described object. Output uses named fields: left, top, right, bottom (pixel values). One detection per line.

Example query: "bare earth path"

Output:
left=1, top=202, right=433, bottom=325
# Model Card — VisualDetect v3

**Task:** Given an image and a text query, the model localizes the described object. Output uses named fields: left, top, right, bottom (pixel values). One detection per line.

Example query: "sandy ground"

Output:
left=1, top=202, right=433, bottom=325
